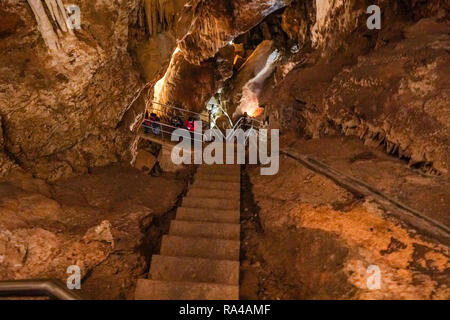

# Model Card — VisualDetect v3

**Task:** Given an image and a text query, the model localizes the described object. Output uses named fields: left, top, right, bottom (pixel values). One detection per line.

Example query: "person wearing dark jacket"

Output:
left=171, top=115, right=183, bottom=129
left=242, top=112, right=251, bottom=131
left=150, top=113, right=161, bottom=135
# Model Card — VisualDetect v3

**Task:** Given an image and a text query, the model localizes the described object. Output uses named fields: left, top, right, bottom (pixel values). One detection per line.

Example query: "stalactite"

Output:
left=144, top=0, right=157, bottom=37
left=27, top=0, right=74, bottom=51
left=44, top=0, right=74, bottom=35
left=144, top=0, right=179, bottom=37
left=27, top=0, right=60, bottom=51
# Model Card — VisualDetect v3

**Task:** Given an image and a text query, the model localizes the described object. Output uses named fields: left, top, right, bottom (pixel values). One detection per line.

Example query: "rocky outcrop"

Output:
left=0, top=222, right=114, bottom=281
left=148, top=0, right=291, bottom=113
left=324, top=18, right=450, bottom=175
left=0, top=164, right=186, bottom=298
left=223, top=40, right=280, bottom=118
left=134, top=149, right=157, bottom=174
left=0, top=0, right=144, bottom=181
left=258, top=0, right=450, bottom=176
left=178, top=0, right=290, bottom=65
left=154, top=45, right=235, bottom=112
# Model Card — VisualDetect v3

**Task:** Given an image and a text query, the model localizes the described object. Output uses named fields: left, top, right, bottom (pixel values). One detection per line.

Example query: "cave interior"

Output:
left=0, top=0, right=449, bottom=300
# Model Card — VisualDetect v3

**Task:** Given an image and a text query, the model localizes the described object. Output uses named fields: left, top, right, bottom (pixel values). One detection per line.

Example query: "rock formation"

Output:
left=153, top=45, right=235, bottom=112
left=0, top=0, right=449, bottom=301
left=223, top=40, right=280, bottom=118
left=0, top=0, right=143, bottom=181
left=136, top=0, right=186, bottom=81
left=178, top=0, right=290, bottom=65
left=26, top=0, right=69, bottom=51
left=257, top=0, right=450, bottom=176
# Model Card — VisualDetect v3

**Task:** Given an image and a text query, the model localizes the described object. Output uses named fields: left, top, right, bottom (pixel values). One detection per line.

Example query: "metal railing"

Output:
left=226, top=116, right=267, bottom=144
left=0, top=279, right=83, bottom=300
left=233, top=116, right=265, bottom=130
left=140, top=114, right=267, bottom=146
left=142, top=99, right=268, bottom=146
left=141, top=121, right=206, bottom=144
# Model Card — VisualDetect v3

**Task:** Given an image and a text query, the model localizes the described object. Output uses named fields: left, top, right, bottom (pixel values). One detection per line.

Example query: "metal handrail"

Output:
left=141, top=116, right=265, bottom=145
left=226, top=117, right=266, bottom=143
left=0, top=279, right=83, bottom=300
left=142, top=121, right=206, bottom=144
left=149, top=102, right=210, bottom=125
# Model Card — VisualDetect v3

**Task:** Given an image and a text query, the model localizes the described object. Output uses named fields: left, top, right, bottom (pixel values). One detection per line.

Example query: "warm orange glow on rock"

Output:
left=238, top=85, right=264, bottom=118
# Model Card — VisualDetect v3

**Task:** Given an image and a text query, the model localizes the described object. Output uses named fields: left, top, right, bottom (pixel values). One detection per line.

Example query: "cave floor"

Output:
left=0, top=163, right=191, bottom=300
left=240, top=135, right=449, bottom=300
left=283, top=134, right=450, bottom=230
left=1, top=136, right=449, bottom=300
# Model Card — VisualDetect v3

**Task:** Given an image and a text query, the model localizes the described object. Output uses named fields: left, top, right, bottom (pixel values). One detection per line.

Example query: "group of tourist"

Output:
left=142, top=111, right=197, bottom=136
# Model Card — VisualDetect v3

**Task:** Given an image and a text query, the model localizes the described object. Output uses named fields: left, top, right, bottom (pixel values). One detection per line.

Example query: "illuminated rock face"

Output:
left=147, top=0, right=290, bottom=113
left=222, top=40, right=278, bottom=118
left=154, top=45, right=235, bottom=113
left=178, top=0, right=290, bottom=65
left=258, top=0, right=450, bottom=176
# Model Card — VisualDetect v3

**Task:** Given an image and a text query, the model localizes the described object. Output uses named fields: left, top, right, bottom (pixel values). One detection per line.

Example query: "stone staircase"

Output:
left=135, top=164, right=241, bottom=300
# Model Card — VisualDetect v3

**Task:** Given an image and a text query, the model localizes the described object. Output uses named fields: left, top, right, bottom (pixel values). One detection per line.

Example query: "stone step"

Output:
left=197, top=166, right=241, bottom=176
left=195, top=172, right=240, bottom=183
left=160, top=235, right=240, bottom=261
left=192, top=179, right=240, bottom=192
left=135, top=156, right=243, bottom=301
left=199, top=163, right=240, bottom=169
left=176, top=207, right=240, bottom=224
left=135, top=279, right=239, bottom=300
left=169, top=220, right=240, bottom=241
left=187, top=187, right=240, bottom=201
left=182, top=196, right=239, bottom=211
left=149, top=255, right=239, bottom=285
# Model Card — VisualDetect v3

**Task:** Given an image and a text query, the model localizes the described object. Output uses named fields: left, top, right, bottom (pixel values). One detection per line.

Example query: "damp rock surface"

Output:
left=241, top=150, right=450, bottom=299
left=0, top=0, right=144, bottom=181
left=0, top=164, right=186, bottom=299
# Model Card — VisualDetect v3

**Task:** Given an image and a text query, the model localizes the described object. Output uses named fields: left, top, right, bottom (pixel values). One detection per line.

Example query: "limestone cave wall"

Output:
left=254, top=0, right=450, bottom=176
left=0, top=0, right=144, bottom=181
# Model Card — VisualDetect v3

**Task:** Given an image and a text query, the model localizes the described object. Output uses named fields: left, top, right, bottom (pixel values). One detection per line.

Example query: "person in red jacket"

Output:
left=185, top=117, right=195, bottom=132
left=142, top=111, right=151, bottom=134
